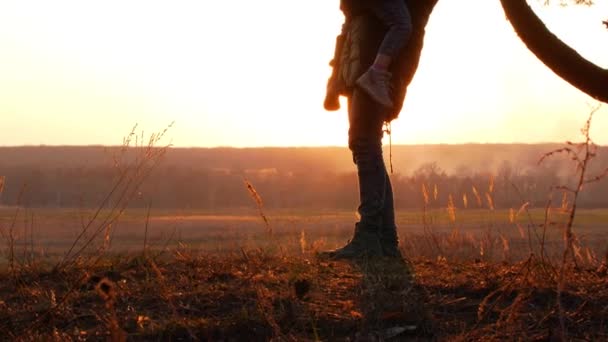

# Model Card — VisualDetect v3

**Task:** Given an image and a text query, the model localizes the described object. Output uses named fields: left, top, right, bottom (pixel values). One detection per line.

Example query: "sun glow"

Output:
left=0, top=0, right=607, bottom=147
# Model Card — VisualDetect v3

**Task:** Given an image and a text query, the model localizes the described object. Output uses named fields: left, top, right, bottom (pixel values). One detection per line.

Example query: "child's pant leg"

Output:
left=370, top=0, right=412, bottom=58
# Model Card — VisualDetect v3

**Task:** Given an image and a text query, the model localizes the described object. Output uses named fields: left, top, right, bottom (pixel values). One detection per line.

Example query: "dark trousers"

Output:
left=368, top=0, right=412, bottom=58
left=348, top=88, right=396, bottom=237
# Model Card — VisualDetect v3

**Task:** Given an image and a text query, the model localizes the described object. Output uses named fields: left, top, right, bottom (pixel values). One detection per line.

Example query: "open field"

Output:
left=0, top=207, right=606, bottom=265
left=0, top=207, right=607, bottom=340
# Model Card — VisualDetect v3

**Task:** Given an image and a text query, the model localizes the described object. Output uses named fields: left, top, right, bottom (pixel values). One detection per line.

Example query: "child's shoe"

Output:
left=356, top=67, right=394, bottom=107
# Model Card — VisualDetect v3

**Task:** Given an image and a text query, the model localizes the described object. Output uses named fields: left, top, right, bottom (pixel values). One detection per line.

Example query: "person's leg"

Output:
left=380, top=170, right=403, bottom=257
left=356, top=0, right=412, bottom=108
left=352, top=145, right=402, bottom=258
left=321, top=88, right=387, bottom=259
left=349, top=87, right=387, bottom=232
left=352, top=138, right=385, bottom=230
left=370, top=0, right=412, bottom=65
left=348, top=86, right=402, bottom=258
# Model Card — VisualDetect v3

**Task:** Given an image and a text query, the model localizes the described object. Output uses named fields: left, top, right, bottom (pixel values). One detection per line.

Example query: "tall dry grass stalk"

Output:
left=25, top=124, right=173, bottom=333
left=421, top=183, right=429, bottom=205
left=485, top=193, right=495, bottom=211
left=472, top=186, right=482, bottom=208
left=143, top=201, right=152, bottom=257
left=244, top=179, right=272, bottom=236
left=420, top=183, right=443, bottom=257
left=538, top=105, right=607, bottom=340
left=0, top=176, right=4, bottom=194
left=560, top=191, right=569, bottom=213
left=5, top=183, right=28, bottom=279
left=299, top=230, right=307, bottom=254
left=56, top=123, right=172, bottom=271
left=447, top=194, right=456, bottom=223
left=509, top=183, right=549, bottom=261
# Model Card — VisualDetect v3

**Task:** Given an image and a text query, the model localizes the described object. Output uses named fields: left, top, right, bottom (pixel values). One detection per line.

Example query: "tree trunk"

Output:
left=500, top=0, right=608, bottom=103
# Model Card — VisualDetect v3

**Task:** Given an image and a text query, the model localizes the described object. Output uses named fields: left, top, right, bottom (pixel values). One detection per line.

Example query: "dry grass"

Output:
left=0, top=250, right=606, bottom=340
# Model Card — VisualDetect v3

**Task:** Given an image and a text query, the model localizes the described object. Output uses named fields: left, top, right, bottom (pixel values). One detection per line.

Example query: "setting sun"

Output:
left=1, top=0, right=607, bottom=147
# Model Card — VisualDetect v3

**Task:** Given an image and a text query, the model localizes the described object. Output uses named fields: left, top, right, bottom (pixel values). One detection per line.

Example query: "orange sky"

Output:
left=1, top=0, right=607, bottom=147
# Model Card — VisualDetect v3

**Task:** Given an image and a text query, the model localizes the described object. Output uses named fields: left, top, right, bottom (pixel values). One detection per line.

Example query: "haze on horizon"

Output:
left=1, top=0, right=608, bottom=148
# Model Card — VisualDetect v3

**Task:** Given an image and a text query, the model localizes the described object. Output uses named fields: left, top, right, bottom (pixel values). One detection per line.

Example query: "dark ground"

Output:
left=1, top=251, right=607, bottom=341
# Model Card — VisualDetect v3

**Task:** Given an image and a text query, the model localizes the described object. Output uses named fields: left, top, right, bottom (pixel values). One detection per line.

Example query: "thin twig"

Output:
left=143, top=201, right=152, bottom=257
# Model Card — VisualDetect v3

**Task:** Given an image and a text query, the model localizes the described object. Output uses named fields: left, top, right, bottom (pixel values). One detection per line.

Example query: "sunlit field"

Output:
left=1, top=207, right=607, bottom=265
left=1, top=205, right=607, bottom=340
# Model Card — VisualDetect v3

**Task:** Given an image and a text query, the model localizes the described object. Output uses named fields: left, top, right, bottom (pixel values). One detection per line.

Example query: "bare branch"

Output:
left=584, top=167, right=608, bottom=184
left=539, top=147, right=583, bottom=169
left=500, top=0, right=608, bottom=103
left=554, top=185, right=577, bottom=194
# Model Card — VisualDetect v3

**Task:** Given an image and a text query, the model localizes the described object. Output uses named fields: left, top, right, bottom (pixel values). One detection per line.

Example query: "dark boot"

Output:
left=320, top=223, right=383, bottom=260
left=378, top=171, right=403, bottom=259
left=356, top=67, right=394, bottom=108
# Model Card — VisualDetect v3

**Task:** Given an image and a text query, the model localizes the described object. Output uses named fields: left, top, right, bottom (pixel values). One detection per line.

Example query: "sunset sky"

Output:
left=1, top=0, right=607, bottom=147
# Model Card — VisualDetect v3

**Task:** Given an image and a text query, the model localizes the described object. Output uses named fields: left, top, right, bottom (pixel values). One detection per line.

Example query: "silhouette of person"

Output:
left=321, top=0, right=408, bottom=260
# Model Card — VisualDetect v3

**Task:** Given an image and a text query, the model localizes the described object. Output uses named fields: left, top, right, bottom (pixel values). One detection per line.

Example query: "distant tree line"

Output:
left=1, top=158, right=607, bottom=210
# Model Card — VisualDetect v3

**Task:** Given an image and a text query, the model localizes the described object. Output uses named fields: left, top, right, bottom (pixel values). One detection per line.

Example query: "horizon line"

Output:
left=0, top=141, right=604, bottom=149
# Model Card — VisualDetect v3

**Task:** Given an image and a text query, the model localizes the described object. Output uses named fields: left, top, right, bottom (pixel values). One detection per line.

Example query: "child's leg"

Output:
left=369, top=0, right=412, bottom=70
left=355, top=0, right=412, bottom=108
